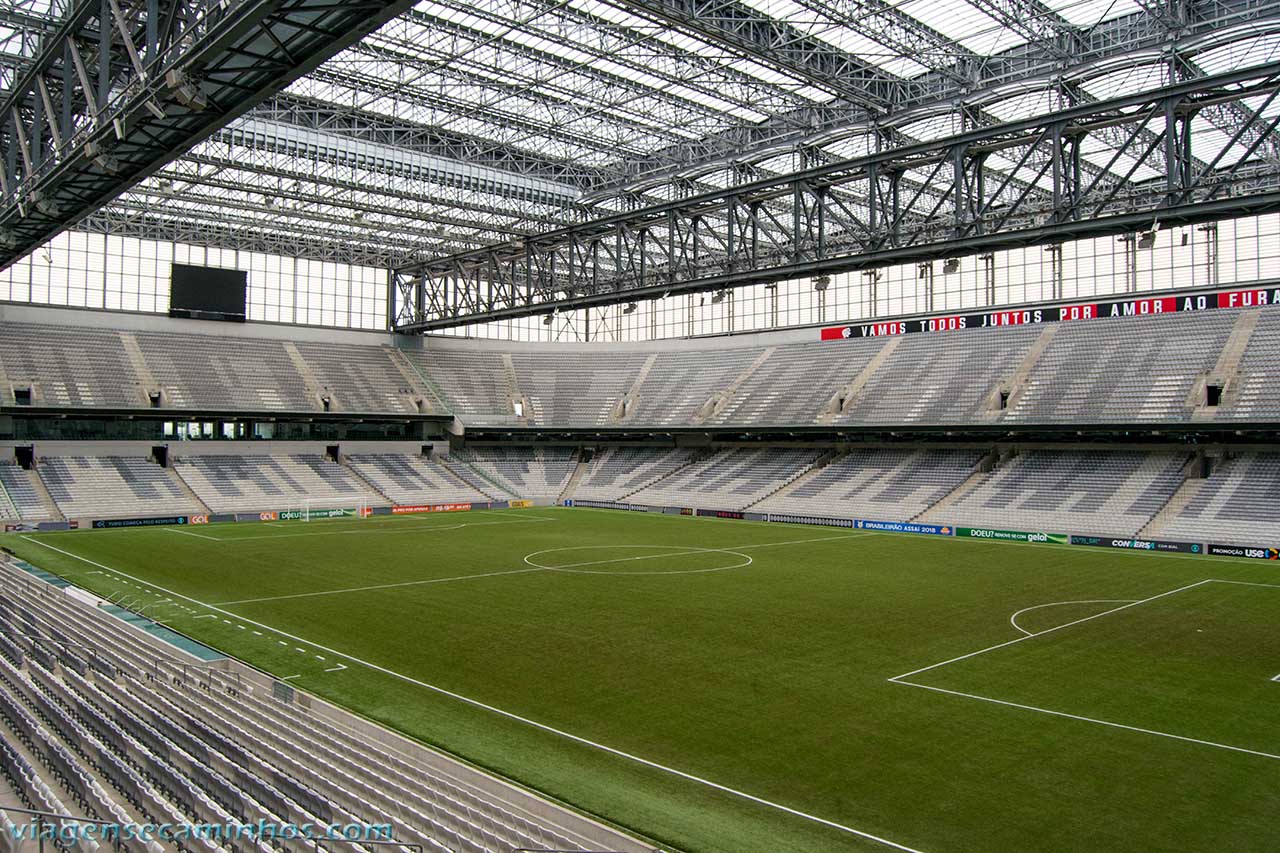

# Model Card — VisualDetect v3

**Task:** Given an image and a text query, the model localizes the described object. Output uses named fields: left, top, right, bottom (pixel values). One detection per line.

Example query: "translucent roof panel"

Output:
left=1046, top=0, right=1143, bottom=27
left=895, top=0, right=1026, bottom=57
left=11, top=0, right=1273, bottom=271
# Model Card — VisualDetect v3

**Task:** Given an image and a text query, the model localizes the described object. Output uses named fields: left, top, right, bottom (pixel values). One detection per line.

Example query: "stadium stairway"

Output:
left=0, top=478, right=18, bottom=522
left=342, top=456, right=397, bottom=506
left=744, top=449, right=843, bottom=509
left=816, top=338, right=899, bottom=423
left=1191, top=308, right=1260, bottom=419
left=608, top=353, right=657, bottom=424
left=0, top=558, right=654, bottom=853
left=436, top=456, right=516, bottom=501
left=692, top=348, right=774, bottom=425
left=558, top=453, right=590, bottom=502
left=999, top=324, right=1059, bottom=415
left=388, top=348, right=449, bottom=416
left=169, top=467, right=213, bottom=516
left=912, top=449, right=997, bottom=523
left=26, top=468, right=65, bottom=522
left=282, top=342, right=328, bottom=410
left=1138, top=458, right=1211, bottom=538
left=500, top=354, right=531, bottom=426
left=117, top=331, right=161, bottom=404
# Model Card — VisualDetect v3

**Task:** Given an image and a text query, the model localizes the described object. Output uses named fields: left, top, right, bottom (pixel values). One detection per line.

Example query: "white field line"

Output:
left=1008, top=599, right=1136, bottom=637
left=1210, top=578, right=1280, bottom=589
left=163, top=527, right=220, bottom=541
left=15, top=534, right=924, bottom=853
left=526, top=546, right=753, bottom=576
left=893, top=680, right=1280, bottom=762
left=214, top=567, right=548, bottom=606
left=227, top=532, right=877, bottom=604
left=1272, top=673, right=1280, bottom=683
left=888, top=579, right=1216, bottom=683
left=225, top=540, right=757, bottom=601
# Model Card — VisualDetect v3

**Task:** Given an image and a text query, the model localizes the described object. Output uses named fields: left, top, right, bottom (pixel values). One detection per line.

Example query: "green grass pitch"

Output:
left=4, top=507, right=1279, bottom=853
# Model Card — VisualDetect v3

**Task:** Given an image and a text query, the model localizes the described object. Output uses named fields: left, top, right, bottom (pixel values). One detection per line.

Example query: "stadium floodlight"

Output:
left=542, top=314, right=554, bottom=325
left=1137, top=230, right=1157, bottom=249
left=711, top=290, right=727, bottom=304
left=622, top=302, right=637, bottom=314
left=813, top=276, right=830, bottom=292
left=165, top=69, right=208, bottom=111
left=943, top=258, right=960, bottom=273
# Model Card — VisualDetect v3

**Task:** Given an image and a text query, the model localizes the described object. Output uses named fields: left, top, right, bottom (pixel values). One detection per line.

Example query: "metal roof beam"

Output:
left=0, top=0, right=421, bottom=272
left=394, top=63, right=1280, bottom=331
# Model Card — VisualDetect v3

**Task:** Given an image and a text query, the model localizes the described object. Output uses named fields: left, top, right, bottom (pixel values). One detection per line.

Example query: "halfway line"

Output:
left=214, top=567, right=547, bottom=605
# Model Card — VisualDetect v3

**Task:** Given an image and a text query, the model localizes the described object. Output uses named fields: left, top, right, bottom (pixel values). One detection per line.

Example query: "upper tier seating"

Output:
left=345, top=454, right=488, bottom=506
left=0, top=298, right=1277, bottom=426
left=837, top=326, right=1041, bottom=424
left=37, top=456, right=201, bottom=520
left=1220, top=311, right=1280, bottom=420
left=573, top=447, right=698, bottom=501
left=626, top=349, right=764, bottom=425
left=451, top=447, right=578, bottom=500
left=134, top=331, right=314, bottom=411
left=512, top=352, right=648, bottom=427
left=403, top=349, right=521, bottom=424
left=294, top=342, right=434, bottom=414
left=0, top=558, right=618, bottom=853
left=757, top=448, right=984, bottom=520
left=933, top=449, right=1188, bottom=535
left=0, top=322, right=143, bottom=407
left=0, top=463, right=55, bottom=521
left=1004, top=311, right=1236, bottom=423
left=1159, top=452, right=1280, bottom=544
left=707, top=340, right=883, bottom=425
left=173, top=455, right=380, bottom=513
left=627, top=447, right=822, bottom=510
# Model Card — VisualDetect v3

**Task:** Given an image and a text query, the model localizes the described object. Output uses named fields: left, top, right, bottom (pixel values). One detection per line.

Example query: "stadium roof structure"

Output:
left=2, top=0, right=1280, bottom=327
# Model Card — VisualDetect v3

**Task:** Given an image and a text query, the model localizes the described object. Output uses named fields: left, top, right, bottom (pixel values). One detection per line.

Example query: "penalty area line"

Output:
left=888, top=579, right=1215, bottom=683
left=1007, top=599, right=1136, bottom=637
left=893, top=679, right=1280, bottom=763
left=16, top=535, right=924, bottom=853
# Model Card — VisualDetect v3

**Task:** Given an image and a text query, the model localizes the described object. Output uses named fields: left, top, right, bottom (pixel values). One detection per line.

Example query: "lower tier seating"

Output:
left=626, top=448, right=823, bottom=511
left=0, top=463, right=56, bottom=521
left=173, top=455, right=381, bottom=513
left=573, top=447, right=699, bottom=502
left=933, top=449, right=1189, bottom=536
left=450, top=447, right=579, bottom=500
left=37, top=457, right=201, bottom=521
left=344, top=454, right=489, bottom=506
left=1, top=445, right=1276, bottom=544
left=756, top=448, right=984, bottom=520
left=0, top=557, right=625, bottom=853
left=1158, top=452, right=1280, bottom=544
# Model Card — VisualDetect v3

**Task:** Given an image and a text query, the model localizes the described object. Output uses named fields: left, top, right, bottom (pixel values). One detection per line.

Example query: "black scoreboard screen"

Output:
left=169, top=264, right=247, bottom=322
